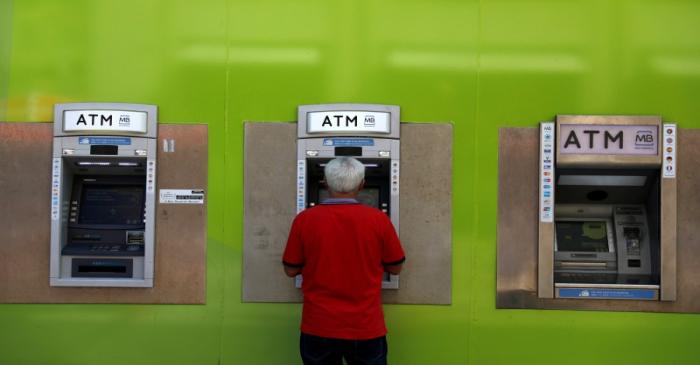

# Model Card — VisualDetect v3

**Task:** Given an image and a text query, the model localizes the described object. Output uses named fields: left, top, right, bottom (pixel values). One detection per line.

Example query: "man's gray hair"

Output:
left=324, top=157, right=365, bottom=193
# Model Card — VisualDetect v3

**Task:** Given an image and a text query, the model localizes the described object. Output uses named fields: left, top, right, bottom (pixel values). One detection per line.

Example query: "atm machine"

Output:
left=296, top=104, right=401, bottom=289
left=538, top=115, right=677, bottom=300
left=50, top=103, right=157, bottom=287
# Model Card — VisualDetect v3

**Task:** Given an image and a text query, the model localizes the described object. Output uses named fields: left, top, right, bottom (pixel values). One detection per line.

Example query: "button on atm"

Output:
left=50, top=103, right=157, bottom=287
left=296, top=104, right=401, bottom=289
left=538, top=115, right=677, bottom=301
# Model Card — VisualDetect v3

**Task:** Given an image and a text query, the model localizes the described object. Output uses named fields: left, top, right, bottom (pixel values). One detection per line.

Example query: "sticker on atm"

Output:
left=322, top=138, right=375, bottom=147
left=159, top=189, right=205, bottom=204
left=558, top=288, right=656, bottom=300
left=79, top=137, right=132, bottom=145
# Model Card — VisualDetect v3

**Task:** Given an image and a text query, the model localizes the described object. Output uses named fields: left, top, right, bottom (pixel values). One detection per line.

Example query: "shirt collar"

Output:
left=320, top=198, right=359, bottom=205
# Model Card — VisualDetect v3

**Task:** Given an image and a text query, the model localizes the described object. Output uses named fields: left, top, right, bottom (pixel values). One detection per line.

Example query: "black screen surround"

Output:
left=69, top=175, right=146, bottom=230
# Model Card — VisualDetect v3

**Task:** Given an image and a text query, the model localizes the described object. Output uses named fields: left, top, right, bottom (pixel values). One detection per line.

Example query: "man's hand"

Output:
left=384, top=264, right=403, bottom=275
left=284, top=265, right=302, bottom=277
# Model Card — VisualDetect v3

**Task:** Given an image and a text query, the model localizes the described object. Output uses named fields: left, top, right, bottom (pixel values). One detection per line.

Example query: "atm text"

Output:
left=321, top=115, right=358, bottom=127
left=75, top=114, right=113, bottom=126
left=564, top=130, right=623, bottom=149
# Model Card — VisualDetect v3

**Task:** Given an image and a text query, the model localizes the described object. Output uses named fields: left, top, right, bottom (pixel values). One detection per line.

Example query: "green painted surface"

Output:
left=1, top=1, right=699, bottom=364
left=0, top=0, right=12, bottom=121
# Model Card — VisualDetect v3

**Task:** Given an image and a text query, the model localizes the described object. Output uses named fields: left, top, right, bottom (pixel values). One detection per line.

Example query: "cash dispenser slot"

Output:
left=90, top=145, right=118, bottom=155
left=335, top=146, right=362, bottom=156
left=72, top=258, right=133, bottom=278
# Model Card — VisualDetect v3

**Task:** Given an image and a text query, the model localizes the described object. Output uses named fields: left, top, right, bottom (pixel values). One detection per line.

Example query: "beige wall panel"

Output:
left=497, top=127, right=700, bottom=313
left=0, top=123, right=207, bottom=304
left=152, top=124, right=208, bottom=304
left=243, top=122, right=453, bottom=305
left=675, top=130, right=700, bottom=310
left=0, top=123, right=53, bottom=302
left=242, top=123, right=301, bottom=302
left=387, top=123, right=452, bottom=304
left=496, top=128, right=541, bottom=308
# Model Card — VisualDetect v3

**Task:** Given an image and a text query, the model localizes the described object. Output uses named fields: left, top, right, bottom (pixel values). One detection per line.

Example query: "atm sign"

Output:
left=559, top=124, right=658, bottom=156
left=63, top=110, right=148, bottom=133
left=307, top=111, right=391, bottom=134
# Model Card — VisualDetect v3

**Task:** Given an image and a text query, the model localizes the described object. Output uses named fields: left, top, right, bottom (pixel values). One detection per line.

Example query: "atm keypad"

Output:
left=623, top=227, right=642, bottom=256
left=85, top=244, right=143, bottom=254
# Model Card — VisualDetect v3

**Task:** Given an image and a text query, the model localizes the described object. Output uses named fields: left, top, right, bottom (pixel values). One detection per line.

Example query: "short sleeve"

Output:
left=282, top=214, right=305, bottom=267
left=381, top=217, right=405, bottom=266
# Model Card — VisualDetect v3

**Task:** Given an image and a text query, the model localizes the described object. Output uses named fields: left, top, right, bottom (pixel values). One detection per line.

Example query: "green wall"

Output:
left=1, top=1, right=699, bottom=364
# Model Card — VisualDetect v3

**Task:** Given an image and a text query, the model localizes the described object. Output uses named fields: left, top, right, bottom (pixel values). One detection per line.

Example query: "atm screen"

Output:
left=78, top=185, right=145, bottom=226
left=319, top=188, right=380, bottom=209
left=556, top=220, right=611, bottom=252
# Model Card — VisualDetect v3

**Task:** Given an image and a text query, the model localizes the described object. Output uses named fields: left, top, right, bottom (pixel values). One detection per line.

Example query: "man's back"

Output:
left=283, top=202, right=405, bottom=340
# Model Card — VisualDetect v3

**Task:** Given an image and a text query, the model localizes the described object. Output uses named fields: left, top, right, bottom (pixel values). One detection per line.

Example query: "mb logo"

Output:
left=635, top=130, right=654, bottom=149
left=118, top=114, right=131, bottom=127
left=364, top=115, right=376, bottom=128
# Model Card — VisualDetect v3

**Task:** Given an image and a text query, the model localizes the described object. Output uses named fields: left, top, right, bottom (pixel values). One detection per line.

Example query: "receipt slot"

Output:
left=50, top=103, right=157, bottom=287
left=296, top=104, right=401, bottom=289
left=538, top=115, right=677, bottom=300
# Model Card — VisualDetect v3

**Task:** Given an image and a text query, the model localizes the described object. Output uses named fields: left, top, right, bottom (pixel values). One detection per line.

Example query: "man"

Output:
left=283, top=157, right=405, bottom=365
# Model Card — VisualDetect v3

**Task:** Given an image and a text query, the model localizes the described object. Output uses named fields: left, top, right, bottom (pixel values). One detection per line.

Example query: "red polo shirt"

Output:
left=283, top=201, right=405, bottom=340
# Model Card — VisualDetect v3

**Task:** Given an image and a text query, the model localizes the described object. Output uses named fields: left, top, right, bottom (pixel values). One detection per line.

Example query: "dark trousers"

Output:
left=300, top=333, right=388, bottom=365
